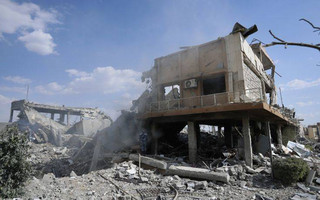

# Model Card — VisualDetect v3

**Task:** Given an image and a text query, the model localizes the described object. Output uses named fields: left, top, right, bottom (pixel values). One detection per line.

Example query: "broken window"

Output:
left=165, top=84, right=180, bottom=100
left=203, top=74, right=226, bottom=95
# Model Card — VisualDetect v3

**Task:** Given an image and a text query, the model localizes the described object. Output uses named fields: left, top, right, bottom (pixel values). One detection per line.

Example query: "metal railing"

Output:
left=147, top=88, right=265, bottom=112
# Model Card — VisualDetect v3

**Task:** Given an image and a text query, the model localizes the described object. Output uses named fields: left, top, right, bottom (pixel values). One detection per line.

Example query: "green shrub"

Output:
left=0, top=126, right=31, bottom=198
left=272, top=157, right=309, bottom=185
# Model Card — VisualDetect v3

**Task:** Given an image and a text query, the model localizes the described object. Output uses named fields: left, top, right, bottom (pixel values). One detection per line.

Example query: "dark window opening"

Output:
left=203, top=74, right=226, bottom=95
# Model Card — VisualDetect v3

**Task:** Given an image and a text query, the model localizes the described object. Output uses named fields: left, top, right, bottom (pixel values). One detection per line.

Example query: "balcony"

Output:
left=146, top=88, right=264, bottom=113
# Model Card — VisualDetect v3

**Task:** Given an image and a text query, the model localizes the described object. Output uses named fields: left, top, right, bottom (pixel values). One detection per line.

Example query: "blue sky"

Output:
left=0, top=0, right=319, bottom=125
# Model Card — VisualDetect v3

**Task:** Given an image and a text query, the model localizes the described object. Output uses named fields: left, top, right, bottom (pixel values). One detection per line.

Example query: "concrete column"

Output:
left=188, top=121, right=198, bottom=163
left=9, top=109, right=14, bottom=122
left=151, top=122, right=158, bottom=155
left=212, top=126, right=216, bottom=135
left=264, top=121, right=273, bottom=178
left=242, top=115, right=253, bottom=168
left=50, top=113, right=54, bottom=120
left=218, top=126, right=222, bottom=138
left=276, top=124, right=282, bottom=147
left=59, top=113, right=65, bottom=123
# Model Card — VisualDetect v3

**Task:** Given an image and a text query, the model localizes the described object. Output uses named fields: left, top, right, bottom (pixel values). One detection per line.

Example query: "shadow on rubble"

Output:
left=31, top=141, right=114, bottom=178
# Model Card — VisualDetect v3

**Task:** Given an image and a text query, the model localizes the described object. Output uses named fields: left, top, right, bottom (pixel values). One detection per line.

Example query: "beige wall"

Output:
left=307, top=125, right=318, bottom=139
left=152, top=32, right=271, bottom=104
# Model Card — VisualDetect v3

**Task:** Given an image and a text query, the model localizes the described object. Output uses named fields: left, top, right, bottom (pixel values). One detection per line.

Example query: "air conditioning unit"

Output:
left=184, top=79, right=198, bottom=89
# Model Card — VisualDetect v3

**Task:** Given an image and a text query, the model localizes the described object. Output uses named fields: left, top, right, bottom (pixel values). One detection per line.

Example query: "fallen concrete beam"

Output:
left=129, top=154, right=167, bottom=170
left=167, top=165, right=230, bottom=183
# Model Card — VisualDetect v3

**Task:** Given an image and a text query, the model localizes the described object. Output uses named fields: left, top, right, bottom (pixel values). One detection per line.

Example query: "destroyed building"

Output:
left=307, top=123, right=320, bottom=140
left=136, top=24, right=298, bottom=167
left=9, top=99, right=112, bottom=145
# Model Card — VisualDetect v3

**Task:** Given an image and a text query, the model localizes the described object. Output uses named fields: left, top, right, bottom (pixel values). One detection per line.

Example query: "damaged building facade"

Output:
left=307, top=123, right=320, bottom=140
left=137, top=25, right=297, bottom=167
left=9, top=99, right=112, bottom=145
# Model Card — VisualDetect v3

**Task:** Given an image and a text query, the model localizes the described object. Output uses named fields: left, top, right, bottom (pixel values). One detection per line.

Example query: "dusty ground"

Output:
left=18, top=143, right=319, bottom=200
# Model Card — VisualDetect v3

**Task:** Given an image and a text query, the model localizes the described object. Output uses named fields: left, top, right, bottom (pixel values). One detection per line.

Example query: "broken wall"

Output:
left=67, top=118, right=112, bottom=137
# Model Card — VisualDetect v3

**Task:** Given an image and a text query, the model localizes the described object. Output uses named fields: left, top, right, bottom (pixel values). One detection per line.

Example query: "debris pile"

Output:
left=11, top=100, right=112, bottom=146
left=22, top=152, right=306, bottom=200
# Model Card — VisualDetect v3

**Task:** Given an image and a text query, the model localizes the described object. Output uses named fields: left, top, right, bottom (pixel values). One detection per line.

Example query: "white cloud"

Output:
left=282, top=78, right=320, bottom=90
left=66, top=69, right=89, bottom=77
left=0, top=0, right=59, bottom=55
left=35, top=82, right=73, bottom=95
left=18, top=30, right=57, bottom=55
left=3, top=75, right=31, bottom=84
left=0, top=85, right=26, bottom=93
left=296, top=101, right=320, bottom=107
left=35, top=66, right=145, bottom=95
left=67, top=67, right=144, bottom=94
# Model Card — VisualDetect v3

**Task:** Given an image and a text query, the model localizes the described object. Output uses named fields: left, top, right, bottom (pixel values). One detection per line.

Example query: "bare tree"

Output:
left=263, top=19, right=320, bottom=52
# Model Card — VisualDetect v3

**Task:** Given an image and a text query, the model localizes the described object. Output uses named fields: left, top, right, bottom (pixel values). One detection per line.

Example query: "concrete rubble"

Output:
left=16, top=132, right=320, bottom=199
left=11, top=100, right=112, bottom=146
left=20, top=143, right=311, bottom=200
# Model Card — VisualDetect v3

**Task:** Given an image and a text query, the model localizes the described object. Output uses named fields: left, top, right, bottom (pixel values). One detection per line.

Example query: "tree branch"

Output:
left=299, top=18, right=320, bottom=32
left=268, top=30, right=285, bottom=42
left=264, top=30, right=320, bottom=52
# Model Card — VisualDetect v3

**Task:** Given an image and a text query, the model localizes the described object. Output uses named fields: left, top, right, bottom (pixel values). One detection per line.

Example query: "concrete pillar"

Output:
left=276, top=124, right=282, bottom=147
left=9, top=109, right=14, bottom=122
left=242, top=115, right=253, bottom=168
left=151, top=122, right=158, bottom=155
left=51, top=113, right=54, bottom=120
left=218, top=126, right=222, bottom=138
left=59, top=113, right=65, bottom=123
left=264, top=121, right=273, bottom=178
left=212, top=126, right=216, bottom=135
left=188, top=121, right=198, bottom=163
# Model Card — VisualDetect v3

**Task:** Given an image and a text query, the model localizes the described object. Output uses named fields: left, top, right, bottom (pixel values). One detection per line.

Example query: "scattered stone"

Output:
left=126, top=168, right=136, bottom=175
left=195, top=181, right=208, bottom=190
left=173, top=175, right=181, bottom=180
left=140, top=177, right=148, bottom=182
left=291, top=193, right=317, bottom=200
left=305, top=170, right=316, bottom=185
left=70, top=171, right=77, bottom=177
left=297, top=183, right=309, bottom=193
left=239, top=181, right=247, bottom=188
left=245, top=165, right=257, bottom=174
left=308, top=185, right=320, bottom=192
left=173, top=182, right=185, bottom=190
left=255, top=194, right=266, bottom=200
left=42, top=173, right=55, bottom=183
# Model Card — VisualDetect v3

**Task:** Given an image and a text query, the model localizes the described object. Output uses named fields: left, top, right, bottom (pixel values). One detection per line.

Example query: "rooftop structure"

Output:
left=10, top=99, right=110, bottom=125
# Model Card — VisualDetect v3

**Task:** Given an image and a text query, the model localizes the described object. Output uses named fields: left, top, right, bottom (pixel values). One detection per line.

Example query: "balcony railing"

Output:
left=146, top=88, right=264, bottom=113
